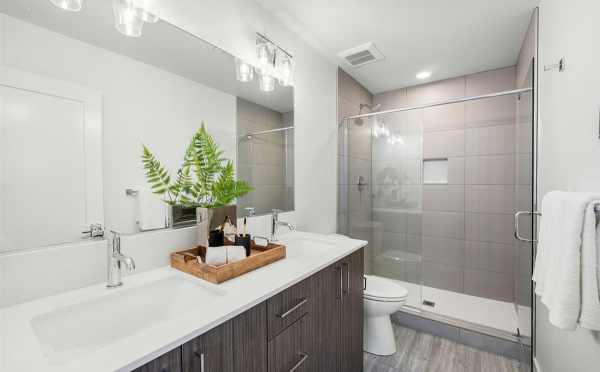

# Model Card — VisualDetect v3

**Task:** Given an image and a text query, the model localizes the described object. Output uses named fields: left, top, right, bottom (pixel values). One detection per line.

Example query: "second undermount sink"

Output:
left=31, top=275, right=225, bottom=365
left=280, top=236, right=338, bottom=258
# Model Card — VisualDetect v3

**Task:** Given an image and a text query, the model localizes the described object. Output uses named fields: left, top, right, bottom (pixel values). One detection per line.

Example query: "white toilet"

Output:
left=363, top=275, right=408, bottom=355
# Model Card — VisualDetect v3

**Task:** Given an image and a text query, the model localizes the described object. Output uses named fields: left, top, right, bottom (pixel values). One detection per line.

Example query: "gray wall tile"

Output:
left=465, top=125, right=515, bottom=156
left=423, top=130, right=465, bottom=158
left=459, top=329, right=524, bottom=360
left=465, top=155, right=515, bottom=185
left=464, top=269, right=514, bottom=302
left=466, top=95, right=516, bottom=128
left=465, top=185, right=515, bottom=214
left=466, top=67, right=516, bottom=95
left=423, top=103, right=465, bottom=132
left=407, top=76, right=466, bottom=105
left=422, top=211, right=465, bottom=239
left=465, top=213, right=514, bottom=244
left=392, top=311, right=461, bottom=343
left=423, top=262, right=464, bottom=293
left=447, top=157, right=466, bottom=185
left=422, top=236, right=465, bottom=266
left=423, top=185, right=465, bottom=212
left=464, top=241, right=515, bottom=274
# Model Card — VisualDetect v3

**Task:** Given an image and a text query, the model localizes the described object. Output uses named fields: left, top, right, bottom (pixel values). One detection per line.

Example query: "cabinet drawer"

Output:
left=268, top=315, right=311, bottom=372
left=267, top=278, right=311, bottom=339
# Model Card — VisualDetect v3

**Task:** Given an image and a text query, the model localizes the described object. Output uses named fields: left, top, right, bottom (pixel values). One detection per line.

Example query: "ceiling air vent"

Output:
left=338, top=42, right=385, bottom=68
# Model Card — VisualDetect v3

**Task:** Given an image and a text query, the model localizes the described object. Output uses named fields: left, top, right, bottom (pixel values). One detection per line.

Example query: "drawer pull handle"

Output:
left=277, top=298, right=308, bottom=319
left=289, top=352, right=309, bottom=372
left=343, top=262, right=350, bottom=295
left=194, top=351, right=205, bottom=372
left=337, top=266, right=343, bottom=300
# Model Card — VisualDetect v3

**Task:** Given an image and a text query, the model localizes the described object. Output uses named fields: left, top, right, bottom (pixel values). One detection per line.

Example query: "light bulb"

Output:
left=49, top=0, right=83, bottom=12
left=235, top=59, right=254, bottom=82
left=256, top=41, right=274, bottom=74
left=113, top=0, right=144, bottom=37
left=259, top=74, right=276, bottom=92
left=276, top=52, right=294, bottom=86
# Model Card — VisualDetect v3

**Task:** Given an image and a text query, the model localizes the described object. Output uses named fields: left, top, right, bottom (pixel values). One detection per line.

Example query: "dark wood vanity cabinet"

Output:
left=340, top=249, right=365, bottom=372
left=131, top=248, right=364, bottom=372
left=132, top=346, right=182, bottom=372
left=182, top=321, right=233, bottom=372
left=312, top=248, right=364, bottom=372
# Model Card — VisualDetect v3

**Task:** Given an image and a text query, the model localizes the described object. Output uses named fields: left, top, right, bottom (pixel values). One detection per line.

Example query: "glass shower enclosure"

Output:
left=339, top=81, right=535, bottom=364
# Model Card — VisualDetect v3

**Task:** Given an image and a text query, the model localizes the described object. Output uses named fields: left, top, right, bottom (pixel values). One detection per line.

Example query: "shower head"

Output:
left=354, top=103, right=382, bottom=125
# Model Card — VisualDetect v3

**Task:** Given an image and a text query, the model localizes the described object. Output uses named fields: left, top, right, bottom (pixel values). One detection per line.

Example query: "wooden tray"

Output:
left=170, top=240, right=286, bottom=284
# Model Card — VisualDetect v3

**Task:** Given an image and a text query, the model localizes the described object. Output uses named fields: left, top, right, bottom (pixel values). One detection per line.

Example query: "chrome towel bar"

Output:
left=515, top=204, right=600, bottom=243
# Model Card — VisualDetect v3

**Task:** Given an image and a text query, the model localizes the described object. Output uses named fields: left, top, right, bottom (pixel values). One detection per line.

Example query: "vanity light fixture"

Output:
left=236, top=33, right=294, bottom=90
left=49, top=0, right=83, bottom=12
left=416, top=70, right=432, bottom=80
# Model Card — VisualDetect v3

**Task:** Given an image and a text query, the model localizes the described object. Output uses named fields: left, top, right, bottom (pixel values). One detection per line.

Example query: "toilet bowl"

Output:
left=363, top=275, right=408, bottom=355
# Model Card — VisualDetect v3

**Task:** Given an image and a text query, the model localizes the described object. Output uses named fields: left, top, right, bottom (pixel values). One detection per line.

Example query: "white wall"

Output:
left=535, top=0, right=600, bottom=371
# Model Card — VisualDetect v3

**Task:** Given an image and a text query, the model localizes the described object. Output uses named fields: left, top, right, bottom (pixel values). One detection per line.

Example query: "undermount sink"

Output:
left=281, top=237, right=338, bottom=258
left=31, top=275, right=225, bottom=365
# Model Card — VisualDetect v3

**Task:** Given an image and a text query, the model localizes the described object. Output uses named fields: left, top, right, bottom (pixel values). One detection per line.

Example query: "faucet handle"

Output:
left=82, top=223, right=104, bottom=238
left=271, top=209, right=283, bottom=216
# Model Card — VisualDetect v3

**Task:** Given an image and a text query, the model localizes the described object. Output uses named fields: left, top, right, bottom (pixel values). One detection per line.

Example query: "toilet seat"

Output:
left=363, top=275, right=408, bottom=302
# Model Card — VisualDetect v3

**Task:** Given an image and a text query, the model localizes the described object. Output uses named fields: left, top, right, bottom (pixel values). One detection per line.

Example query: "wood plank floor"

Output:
left=363, top=324, right=530, bottom=372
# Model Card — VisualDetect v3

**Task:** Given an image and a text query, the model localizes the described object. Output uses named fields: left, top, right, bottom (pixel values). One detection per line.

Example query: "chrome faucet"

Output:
left=271, top=209, right=295, bottom=241
left=107, top=231, right=136, bottom=288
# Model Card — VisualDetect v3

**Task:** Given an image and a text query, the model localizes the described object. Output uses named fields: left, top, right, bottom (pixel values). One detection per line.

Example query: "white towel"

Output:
left=533, top=191, right=600, bottom=330
left=204, top=246, right=227, bottom=266
left=227, top=246, right=246, bottom=263
left=137, top=189, right=167, bottom=231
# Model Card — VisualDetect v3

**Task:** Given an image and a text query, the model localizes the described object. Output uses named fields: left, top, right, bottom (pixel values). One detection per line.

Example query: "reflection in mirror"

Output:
left=0, top=0, right=293, bottom=252
left=237, top=99, right=294, bottom=217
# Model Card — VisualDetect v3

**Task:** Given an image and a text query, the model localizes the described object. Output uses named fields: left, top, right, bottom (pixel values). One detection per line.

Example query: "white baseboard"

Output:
left=533, top=357, right=542, bottom=372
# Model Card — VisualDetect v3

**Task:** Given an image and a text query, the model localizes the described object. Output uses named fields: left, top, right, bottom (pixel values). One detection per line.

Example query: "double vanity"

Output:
left=0, top=232, right=366, bottom=372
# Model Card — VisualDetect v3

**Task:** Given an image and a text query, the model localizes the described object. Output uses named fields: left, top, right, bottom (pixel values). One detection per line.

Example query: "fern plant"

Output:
left=142, top=123, right=252, bottom=208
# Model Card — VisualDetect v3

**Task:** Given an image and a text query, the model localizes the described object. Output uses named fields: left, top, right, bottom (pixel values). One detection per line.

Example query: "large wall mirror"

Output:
left=0, top=1, right=293, bottom=253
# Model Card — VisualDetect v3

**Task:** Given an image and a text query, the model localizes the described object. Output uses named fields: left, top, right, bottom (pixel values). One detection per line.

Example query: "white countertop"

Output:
left=0, top=231, right=366, bottom=372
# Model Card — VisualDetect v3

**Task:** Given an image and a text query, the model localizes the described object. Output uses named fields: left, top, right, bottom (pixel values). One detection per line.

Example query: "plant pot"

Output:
left=196, top=205, right=237, bottom=247
left=168, top=205, right=198, bottom=228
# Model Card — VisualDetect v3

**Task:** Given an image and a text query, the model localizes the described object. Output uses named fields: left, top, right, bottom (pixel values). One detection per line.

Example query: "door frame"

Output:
left=0, top=66, right=103, bottom=249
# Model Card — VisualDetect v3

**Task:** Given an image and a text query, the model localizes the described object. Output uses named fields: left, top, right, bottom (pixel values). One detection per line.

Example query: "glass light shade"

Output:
left=259, top=74, right=276, bottom=92
left=49, top=0, right=83, bottom=12
left=276, top=52, right=294, bottom=86
left=235, top=59, right=254, bottom=82
left=134, top=0, right=159, bottom=23
left=256, top=41, right=274, bottom=74
left=113, top=0, right=144, bottom=37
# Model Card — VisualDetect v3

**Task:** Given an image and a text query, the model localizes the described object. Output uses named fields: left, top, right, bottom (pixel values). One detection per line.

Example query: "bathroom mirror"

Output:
left=0, top=1, right=293, bottom=253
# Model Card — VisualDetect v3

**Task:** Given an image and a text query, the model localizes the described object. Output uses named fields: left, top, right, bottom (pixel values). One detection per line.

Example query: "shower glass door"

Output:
left=514, top=63, right=535, bottom=345
left=342, top=110, right=424, bottom=311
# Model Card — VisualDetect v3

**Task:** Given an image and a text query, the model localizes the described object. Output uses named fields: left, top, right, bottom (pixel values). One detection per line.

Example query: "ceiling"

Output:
left=0, top=0, right=293, bottom=113
left=256, top=0, right=539, bottom=94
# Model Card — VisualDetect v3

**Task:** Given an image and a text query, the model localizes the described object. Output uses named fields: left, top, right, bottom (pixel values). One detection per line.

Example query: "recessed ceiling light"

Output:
left=416, top=71, right=432, bottom=80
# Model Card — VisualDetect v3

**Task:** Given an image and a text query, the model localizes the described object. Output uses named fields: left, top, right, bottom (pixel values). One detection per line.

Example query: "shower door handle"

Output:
left=514, top=211, right=540, bottom=243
